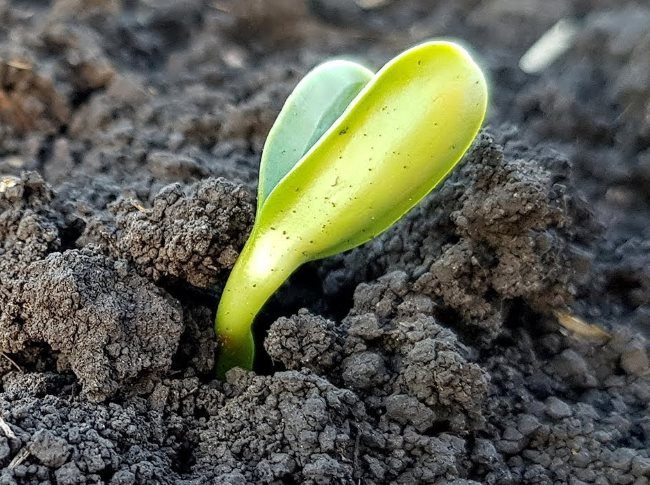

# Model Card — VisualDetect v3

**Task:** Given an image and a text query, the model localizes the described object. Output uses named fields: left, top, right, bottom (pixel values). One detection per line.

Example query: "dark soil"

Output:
left=0, top=0, right=648, bottom=483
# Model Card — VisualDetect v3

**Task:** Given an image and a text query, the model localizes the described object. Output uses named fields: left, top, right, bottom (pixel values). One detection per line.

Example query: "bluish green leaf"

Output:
left=257, top=60, right=374, bottom=211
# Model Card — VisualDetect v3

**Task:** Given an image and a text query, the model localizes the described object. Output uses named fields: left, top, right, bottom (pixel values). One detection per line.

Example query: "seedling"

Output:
left=215, top=41, right=488, bottom=377
left=258, top=60, right=374, bottom=209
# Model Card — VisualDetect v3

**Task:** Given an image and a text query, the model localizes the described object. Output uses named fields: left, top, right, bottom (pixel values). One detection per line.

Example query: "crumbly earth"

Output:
left=0, top=0, right=648, bottom=483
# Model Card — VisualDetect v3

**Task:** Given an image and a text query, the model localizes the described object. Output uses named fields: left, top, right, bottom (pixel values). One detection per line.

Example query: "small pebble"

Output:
left=545, top=397, right=573, bottom=419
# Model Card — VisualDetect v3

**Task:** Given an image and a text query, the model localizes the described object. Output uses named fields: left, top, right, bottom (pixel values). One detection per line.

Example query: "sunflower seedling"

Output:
left=215, top=41, right=488, bottom=377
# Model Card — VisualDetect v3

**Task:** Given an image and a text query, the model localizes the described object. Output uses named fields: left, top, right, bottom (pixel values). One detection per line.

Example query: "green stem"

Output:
left=215, top=228, right=303, bottom=378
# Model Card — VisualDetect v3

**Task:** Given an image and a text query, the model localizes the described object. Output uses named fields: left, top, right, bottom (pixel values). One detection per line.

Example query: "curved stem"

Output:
left=215, top=228, right=303, bottom=378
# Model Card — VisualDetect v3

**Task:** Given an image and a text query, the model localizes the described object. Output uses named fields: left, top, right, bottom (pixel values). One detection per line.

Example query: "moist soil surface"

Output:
left=0, top=1, right=649, bottom=484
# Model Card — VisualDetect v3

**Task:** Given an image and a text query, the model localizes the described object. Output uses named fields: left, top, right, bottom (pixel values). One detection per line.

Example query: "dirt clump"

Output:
left=1, top=248, right=183, bottom=402
left=82, top=177, right=255, bottom=288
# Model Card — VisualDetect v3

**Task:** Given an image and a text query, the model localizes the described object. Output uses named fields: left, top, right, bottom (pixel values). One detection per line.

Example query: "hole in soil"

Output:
left=605, top=270, right=641, bottom=307
left=424, top=420, right=452, bottom=435
left=70, top=88, right=96, bottom=109
left=163, top=280, right=219, bottom=379
left=195, top=408, right=210, bottom=420
left=502, top=298, right=542, bottom=331
left=434, top=305, right=496, bottom=350
left=59, top=217, right=86, bottom=251
left=13, top=341, right=59, bottom=373
left=173, top=441, right=197, bottom=474
left=35, top=135, right=54, bottom=172
left=627, top=423, right=646, bottom=448
left=279, top=477, right=299, bottom=485
left=465, top=433, right=484, bottom=481
left=98, top=468, right=115, bottom=482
